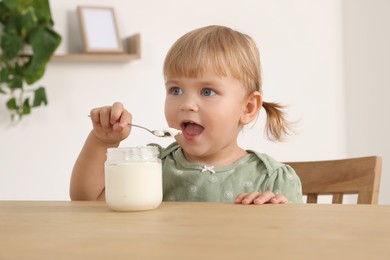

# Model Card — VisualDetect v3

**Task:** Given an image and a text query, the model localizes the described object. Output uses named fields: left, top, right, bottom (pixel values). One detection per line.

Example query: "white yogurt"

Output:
left=105, top=147, right=162, bottom=211
left=163, top=127, right=182, bottom=137
left=153, top=130, right=166, bottom=137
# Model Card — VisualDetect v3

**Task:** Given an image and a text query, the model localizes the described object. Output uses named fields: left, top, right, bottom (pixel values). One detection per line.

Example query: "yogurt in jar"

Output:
left=105, top=146, right=162, bottom=211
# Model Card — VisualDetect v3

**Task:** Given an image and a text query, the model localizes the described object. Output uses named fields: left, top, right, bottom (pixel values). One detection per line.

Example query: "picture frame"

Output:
left=77, top=6, right=123, bottom=53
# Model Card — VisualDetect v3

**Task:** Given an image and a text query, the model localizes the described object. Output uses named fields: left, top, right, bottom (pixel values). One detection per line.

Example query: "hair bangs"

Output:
left=164, top=43, right=236, bottom=79
left=163, top=25, right=261, bottom=93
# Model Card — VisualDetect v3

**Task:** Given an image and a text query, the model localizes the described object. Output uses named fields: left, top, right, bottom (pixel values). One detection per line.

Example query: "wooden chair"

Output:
left=285, top=156, right=382, bottom=204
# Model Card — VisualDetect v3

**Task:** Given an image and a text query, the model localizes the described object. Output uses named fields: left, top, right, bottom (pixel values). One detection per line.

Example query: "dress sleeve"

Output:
left=264, top=164, right=303, bottom=203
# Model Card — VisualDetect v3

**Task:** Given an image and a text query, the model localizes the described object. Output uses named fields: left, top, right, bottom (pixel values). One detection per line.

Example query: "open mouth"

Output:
left=181, top=121, right=204, bottom=136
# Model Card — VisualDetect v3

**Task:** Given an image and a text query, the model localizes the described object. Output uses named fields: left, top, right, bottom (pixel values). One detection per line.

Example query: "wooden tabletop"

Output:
left=1, top=201, right=390, bottom=260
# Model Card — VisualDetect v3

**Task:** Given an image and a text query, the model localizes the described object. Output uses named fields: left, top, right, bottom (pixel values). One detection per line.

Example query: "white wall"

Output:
left=0, top=0, right=368, bottom=202
left=344, top=0, right=390, bottom=204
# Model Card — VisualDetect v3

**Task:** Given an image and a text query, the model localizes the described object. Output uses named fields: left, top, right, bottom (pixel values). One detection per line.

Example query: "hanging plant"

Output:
left=0, top=0, right=61, bottom=120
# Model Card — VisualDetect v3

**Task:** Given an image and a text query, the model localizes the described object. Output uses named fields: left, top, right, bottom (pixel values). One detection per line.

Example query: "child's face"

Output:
left=164, top=70, right=249, bottom=164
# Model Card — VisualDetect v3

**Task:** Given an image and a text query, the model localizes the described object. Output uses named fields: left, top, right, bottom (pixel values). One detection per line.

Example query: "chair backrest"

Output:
left=285, top=156, right=382, bottom=204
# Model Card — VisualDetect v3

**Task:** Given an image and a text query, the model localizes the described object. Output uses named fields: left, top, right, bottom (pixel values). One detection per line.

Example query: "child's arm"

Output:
left=70, top=102, right=132, bottom=201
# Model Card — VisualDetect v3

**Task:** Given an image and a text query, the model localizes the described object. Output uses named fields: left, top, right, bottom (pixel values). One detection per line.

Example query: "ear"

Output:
left=240, top=91, right=262, bottom=125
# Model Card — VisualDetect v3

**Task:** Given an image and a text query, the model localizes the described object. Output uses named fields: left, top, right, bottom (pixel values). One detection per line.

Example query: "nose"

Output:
left=180, top=95, right=199, bottom=112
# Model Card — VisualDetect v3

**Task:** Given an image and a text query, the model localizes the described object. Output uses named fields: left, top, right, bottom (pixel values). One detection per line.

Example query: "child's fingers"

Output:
left=110, top=102, right=125, bottom=125
left=270, top=195, right=288, bottom=204
left=89, top=106, right=112, bottom=129
left=236, top=191, right=287, bottom=205
left=89, top=102, right=131, bottom=131
left=89, top=107, right=102, bottom=124
left=118, top=109, right=132, bottom=129
left=253, top=191, right=275, bottom=204
left=234, top=193, right=249, bottom=204
left=99, top=107, right=113, bottom=129
left=243, top=191, right=266, bottom=204
left=236, top=191, right=269, bottom=205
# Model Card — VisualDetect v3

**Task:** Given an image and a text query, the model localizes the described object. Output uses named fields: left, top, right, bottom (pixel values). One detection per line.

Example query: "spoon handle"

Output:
left=128, top=123, right=155, bottom=135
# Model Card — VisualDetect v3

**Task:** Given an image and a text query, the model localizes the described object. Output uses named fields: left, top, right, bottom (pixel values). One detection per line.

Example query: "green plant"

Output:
left=0, top=0, right=61, bottom=120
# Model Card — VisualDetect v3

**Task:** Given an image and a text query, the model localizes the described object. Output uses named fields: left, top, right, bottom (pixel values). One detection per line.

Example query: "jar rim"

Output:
left=106, top=146, right=160, bottom=163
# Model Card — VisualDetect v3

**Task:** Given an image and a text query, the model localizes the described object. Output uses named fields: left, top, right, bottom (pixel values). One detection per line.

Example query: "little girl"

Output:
left=70, top=25, right=303, bottom=204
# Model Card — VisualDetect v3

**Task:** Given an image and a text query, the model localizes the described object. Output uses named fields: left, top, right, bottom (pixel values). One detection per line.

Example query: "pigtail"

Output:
left=262, top=101, right=293, bottom=142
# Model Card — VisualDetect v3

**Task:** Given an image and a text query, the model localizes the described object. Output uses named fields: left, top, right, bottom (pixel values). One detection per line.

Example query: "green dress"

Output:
left=152, top=142, right=303, bottom=203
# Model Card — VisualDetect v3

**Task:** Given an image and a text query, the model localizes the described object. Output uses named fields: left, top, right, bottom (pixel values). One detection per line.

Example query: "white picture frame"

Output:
left=77, top=6, right=123, bottom=53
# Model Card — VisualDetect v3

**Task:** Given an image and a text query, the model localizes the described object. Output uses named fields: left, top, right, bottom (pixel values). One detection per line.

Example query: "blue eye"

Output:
left=170, top=87, right=183, bottom=95
left=201, top=88, right=216, bottom=96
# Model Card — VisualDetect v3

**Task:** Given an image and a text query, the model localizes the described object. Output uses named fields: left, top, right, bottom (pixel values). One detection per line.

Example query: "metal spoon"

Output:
left=129, top=124, right=182, bottom=138
left=88, top=115, right=181, bottom=138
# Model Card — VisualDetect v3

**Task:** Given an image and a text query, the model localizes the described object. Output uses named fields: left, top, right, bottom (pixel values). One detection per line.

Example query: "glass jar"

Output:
left=105, top=146, right=162, bottom=211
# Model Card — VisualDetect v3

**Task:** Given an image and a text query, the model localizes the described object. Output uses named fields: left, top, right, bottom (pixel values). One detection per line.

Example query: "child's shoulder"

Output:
left=247, top=150, right=292, bottom=176
left=148, top=142, right=180, bottom=159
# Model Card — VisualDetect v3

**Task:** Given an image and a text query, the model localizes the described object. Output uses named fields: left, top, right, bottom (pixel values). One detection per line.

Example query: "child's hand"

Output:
left=89, top=102, right=132, bottom=145
left=234, top=191, right=288, bottom=205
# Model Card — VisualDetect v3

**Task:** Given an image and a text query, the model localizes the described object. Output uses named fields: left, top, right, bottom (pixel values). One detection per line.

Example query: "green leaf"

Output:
left=31, top=25, right=61, bottom=60
left=22, top=98, right=31, bottom=115
left=2, top=6, right=24, bottom=34
left=20, top=8, right=37, bottom=37
left=9, top=74, right=23, bottom=89
left=6, top=97, right=17, bottom=110
left=2, top=0, right=19, bottom=12
left=23, top=60, right=45, bottom=84
left=32, top=86, right=48, bottom=107
left=0, top=31, right=23, bottom=59
left=1, top=0, right=60, bottom=120
left=24, top=25, right=61, bottom=84
left=0, top=68, right=9, bottom=83
left=0, top=3, right=9, bottom=23
left=32, top=0, right=53, bottom=25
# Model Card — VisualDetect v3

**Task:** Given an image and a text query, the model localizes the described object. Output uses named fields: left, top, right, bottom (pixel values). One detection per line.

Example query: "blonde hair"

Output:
left=163, top=25, right=292, bottom=141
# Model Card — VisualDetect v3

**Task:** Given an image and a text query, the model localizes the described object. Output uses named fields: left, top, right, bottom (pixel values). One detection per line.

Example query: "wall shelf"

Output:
left=51, top=34, right=141, bottom=62
left=51, top=53, right=139, bottom=62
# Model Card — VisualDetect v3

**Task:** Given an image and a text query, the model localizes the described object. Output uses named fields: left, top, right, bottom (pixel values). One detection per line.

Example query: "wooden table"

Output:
left=1, top=201, right=390, bottom=259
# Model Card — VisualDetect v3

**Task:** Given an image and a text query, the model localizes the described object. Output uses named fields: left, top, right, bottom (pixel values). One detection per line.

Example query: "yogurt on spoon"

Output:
left=152, top=127, right=182, bottom=137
